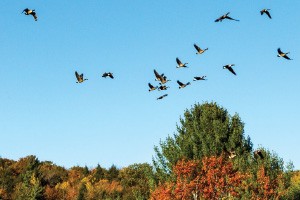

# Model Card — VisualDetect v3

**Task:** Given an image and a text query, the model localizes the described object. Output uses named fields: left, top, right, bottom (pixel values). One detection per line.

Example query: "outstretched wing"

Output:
left=75, top=71, right=81, bottom=81
left=277, top=48, right=283, bottom=55
left=154, top=69, right=161, bottom=79
left=215, top=17, right=221, bottom=22
left=260, top=10, right=264, bottom=15
left=31, top=11, right=38, bottom=21
left=176, top=57, right=182, bottom=65
left=177, top=80, right=183, bottom=86
left=227, top=67, right=236, bottom=75
left=265, top=10, right=272, bottom=19
left=22, top=8, right=29, bottom=13
left=148, top=83, right=154, bottom=89
left=283, top=54, right=291, bottom=60
left=225, top=15, right=239, bottom=21
left=194, top=44, right=201, bottom=52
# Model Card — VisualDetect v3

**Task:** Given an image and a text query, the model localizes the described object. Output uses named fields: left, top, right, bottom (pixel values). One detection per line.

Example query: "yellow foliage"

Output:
left=55, top=181, right=70, bottom=190
left=30, top=174, right=38, bottom=185
left=291, top=171, right=300, bottom=186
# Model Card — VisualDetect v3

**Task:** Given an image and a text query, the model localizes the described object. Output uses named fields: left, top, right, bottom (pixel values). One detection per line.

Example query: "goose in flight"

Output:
left=22, top=8, right=37, bottom=21
left=102, top=72, right=114, bottom=79
left=157, top=94, right=168, bottom=100
left=154, top=69, right=163, bottom=82
left=194, top=44, right=208, bottom=54
left=277, top=48, right=292, bottom=60
left=260, top=9, right=272, bottom=19
left=223, top=64, right=236, bottom=75
left=193, top=76, right=207, bottom=81
left=154, top=69, right=170, bottom=84
left=176, top=57, right=188, bottom=68
left=215, top=12, right=239, bottom=22
left=177, top=80, right=190, bottom=89
left=161, top=75, right=171, bottom=84
left=158, top=85, right=169, bottom=91
left=148, top=83, right=158, bottom=92
left=75, top=71, right=88, bottom=83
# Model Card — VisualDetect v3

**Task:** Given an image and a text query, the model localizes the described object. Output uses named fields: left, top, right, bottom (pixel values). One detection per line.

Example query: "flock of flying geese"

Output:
left=22, top=7, right=293, bottom=101
left=146, top=9, right=292, bottom=100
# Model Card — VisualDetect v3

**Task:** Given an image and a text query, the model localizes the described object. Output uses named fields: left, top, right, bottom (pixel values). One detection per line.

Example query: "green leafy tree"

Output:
left=153, top=102, right=253, bottom=182
left=119, top=163, right=154, bottom=200
left=39, top=161, right=68, bottom=187
left=282, top=170, right=300, bottom=199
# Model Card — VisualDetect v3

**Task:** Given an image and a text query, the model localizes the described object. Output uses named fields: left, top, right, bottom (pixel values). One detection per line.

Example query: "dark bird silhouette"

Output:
left=102, top=72, right=114, bottom=79
left=154, top=69, right=170, bottom=84
left=148, top=83, right=158, bottom=92
left=158, top=85, right=169, bottom=91
left=223, top=64, right=236, bottom=75
left=193, top=76, right=207, bottom=81
left=176, top=57, right=188, bottom=68
left=254, top=150, right=264, bottom=159
left=75, top=71, right=88, bottom=83
left=260, top=9, right=272, bottom=19
left=22, top=8, right=37, bottom=21
left=177, top=80, right=191, bottom=89
left=215, top=12, right=239, bottom=22
left=194, top=44, right=208, bottom=54
left=277, top=48, right=292, bottom=60
left=157, top=94, right=168, bottom=100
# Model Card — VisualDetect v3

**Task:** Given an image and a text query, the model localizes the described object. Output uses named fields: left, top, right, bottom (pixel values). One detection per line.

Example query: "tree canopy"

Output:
left=153, top=102, right=253, bottom=182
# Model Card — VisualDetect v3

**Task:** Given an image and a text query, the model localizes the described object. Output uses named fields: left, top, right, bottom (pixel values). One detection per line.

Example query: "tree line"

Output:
left=1, top=102, right=300, bottom=199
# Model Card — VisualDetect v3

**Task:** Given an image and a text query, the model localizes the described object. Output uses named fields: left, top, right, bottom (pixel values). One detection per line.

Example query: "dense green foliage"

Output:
left=153, top=102, right=253, bottom=182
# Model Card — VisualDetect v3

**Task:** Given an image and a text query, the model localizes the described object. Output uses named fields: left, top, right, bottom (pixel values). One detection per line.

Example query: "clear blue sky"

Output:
left=0, top=0, right=299, bottom=169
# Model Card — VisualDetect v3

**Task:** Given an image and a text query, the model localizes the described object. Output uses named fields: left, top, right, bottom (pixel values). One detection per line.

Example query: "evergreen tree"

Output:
left=83, top=165, right=89, bottom=176
left=77, top=183, right=87, bottom=200
left=105, top=164, right=119, bottom=181
left=153, top=102, right=253, bottom=182
left=93, top=164, right=106, bottom=182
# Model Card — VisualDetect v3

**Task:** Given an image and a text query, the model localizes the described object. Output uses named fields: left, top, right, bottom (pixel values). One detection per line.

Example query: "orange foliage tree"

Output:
left=247, top=166, right=287, bottom=200
left=151, top=156, right=246, bottom=200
